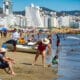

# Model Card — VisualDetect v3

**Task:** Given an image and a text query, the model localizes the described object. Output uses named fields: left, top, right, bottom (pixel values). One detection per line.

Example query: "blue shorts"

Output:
left=0, top=61, right=9, bottom=69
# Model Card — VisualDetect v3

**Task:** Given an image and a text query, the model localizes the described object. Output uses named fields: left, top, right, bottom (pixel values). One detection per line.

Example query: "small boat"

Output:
left=4, top=40, right=37, bottom=53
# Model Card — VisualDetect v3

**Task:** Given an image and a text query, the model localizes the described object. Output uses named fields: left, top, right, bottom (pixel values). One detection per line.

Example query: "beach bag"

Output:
left=52, top=55, right=58, bottom=64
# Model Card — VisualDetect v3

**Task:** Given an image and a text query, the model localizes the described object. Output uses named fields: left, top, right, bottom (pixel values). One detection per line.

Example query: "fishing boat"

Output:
left=4, top=40, right=37, bottom=53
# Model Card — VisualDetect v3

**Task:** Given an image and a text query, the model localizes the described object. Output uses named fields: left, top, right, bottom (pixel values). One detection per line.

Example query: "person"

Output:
left=3, top=28, right=7, bottom=38
left=18, top=37, right=27, bottom=45
left=11, top=28, right=20, bottom=52
left=56, top=34, right=60, bottom=58
left=32, top=38, right=51, bottom=67
left=46, top=34, right=52, bottom=67
left=52, top=34, right=60, bottom=64
left=0, top=30, right=2, bottom=38
left=47, top=34, right=52, bottom=44
left=28, top=35, right=36, bottom=42
left=56, top=34, right=60, bottom=48
left=0, top=44, right=16, bottom=75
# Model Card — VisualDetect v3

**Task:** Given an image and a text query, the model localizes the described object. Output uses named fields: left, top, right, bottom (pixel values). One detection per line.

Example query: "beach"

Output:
left=0, top=35, right=58, bottom=80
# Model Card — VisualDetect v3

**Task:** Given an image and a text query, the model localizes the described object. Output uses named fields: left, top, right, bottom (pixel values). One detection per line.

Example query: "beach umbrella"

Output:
left=0, top=27, right=8, bottom=31
left=0, top=27, right=2, bottom=31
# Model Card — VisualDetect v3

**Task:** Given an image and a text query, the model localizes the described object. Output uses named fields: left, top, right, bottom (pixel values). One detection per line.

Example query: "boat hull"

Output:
left=6, top=44, right=37, bottom=53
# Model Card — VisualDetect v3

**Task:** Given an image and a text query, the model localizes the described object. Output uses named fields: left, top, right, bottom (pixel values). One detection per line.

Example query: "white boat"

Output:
left=4, top=40, right=37, bottom=53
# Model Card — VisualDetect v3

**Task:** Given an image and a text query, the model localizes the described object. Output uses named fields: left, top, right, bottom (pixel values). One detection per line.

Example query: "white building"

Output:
left=3, top=0, right=12, bottom=15
left=41, top=14, right=49, bottom=28
left=70, top=21, right=80, bottom=28
left=13, top=15, right=27, bottom=28
left=58, top=16, right=71, bottom=27
left=51, top=17, right=59, bottom=28
left=25, top=4, right=57, bottom=28
left=25, top=4, right=44, bottom=28
left=41, top=10, right=57, bottom=28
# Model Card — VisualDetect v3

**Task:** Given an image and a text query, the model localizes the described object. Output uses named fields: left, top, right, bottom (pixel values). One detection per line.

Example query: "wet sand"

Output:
left=0, top=35, right=58, bottom=80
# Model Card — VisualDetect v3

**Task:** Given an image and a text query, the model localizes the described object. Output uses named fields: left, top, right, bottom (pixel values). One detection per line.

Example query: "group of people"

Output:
left=0, top=28, right=60, bottom=75
left=0, top=29, right=7, bottom=38
left=11, top=28, right=36, bottom=52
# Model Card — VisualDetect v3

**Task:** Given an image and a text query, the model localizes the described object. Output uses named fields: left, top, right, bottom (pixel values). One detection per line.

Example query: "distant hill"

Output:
left=58, top=10, right=80, bottom=16
left=40, top=7, right=55, bottom=12
left=13, top=10, right=25, bottom=16
left=40, top=7, right=80, bottom=16
left=13, top=7, right=56, bottom=16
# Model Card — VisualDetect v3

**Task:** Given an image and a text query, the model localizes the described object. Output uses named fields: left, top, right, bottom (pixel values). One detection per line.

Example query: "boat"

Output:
left=4, top=40, right=37, bottom=53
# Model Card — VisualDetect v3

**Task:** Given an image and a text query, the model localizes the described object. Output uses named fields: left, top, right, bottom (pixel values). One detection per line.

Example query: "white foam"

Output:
left=66, top=36, right=80, bottom=40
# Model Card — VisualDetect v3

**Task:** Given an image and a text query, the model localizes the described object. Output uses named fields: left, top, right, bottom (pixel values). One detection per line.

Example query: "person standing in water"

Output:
left=52, top=34, right=60, bottom=64
left=56, top=34, right=60, bottom=48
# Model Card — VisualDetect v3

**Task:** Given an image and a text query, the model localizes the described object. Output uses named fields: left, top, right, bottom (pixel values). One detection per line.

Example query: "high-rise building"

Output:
left=3, top=0, right=12, bottom=15
left=25, top=4, right=44, bottom=28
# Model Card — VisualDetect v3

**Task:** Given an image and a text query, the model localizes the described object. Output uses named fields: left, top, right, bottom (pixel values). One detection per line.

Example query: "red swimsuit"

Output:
left=38, top=42, right=47, bottom=52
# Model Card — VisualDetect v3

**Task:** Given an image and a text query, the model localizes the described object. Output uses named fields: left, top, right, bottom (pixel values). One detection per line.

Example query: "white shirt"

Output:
left=12, top=31, right=20, bottom=41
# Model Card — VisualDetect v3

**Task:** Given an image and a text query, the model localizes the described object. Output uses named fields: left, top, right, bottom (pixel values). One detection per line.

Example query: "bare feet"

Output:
left=32, top=63, right=36, bottom=66
left=43, top=64, right=48, bottom=68
left=11, top=72, right=16, bottom=76
left=47, top=64, right=52, bottom=67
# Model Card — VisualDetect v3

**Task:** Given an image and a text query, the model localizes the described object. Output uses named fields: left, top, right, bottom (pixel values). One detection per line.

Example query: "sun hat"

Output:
left=1, top=48, right=7, bottom=52
left=42, top=38, right=50, bottom=45
left=1, top=44, right=7, bottom=52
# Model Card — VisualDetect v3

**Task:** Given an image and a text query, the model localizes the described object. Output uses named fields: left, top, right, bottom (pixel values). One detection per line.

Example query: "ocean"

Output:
left=56, top=34, right=80, bottom=80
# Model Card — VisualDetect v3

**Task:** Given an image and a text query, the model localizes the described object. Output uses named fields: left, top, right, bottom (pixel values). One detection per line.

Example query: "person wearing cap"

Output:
left=32, top=38, right=51, bottom=67
left=0, top=44, right=16, bottom=75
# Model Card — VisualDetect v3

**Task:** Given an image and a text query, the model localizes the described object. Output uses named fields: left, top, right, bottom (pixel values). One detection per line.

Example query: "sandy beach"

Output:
left=0, top=34, right=58, bottom=80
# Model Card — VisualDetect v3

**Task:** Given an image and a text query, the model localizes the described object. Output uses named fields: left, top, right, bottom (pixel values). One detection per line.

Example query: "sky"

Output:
left=0, top=0, right=80, bottom=11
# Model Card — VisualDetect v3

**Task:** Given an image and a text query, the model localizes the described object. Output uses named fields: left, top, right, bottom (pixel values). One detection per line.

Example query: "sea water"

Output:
left=57, top=34, right=80, bottom=80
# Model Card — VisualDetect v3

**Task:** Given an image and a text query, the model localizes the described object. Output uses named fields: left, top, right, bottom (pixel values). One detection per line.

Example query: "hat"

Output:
left=42, top=38, right=50, bottom=45
left=1, top=44, right=7, bottom=52
left=1, top=48, right=7, bottom=52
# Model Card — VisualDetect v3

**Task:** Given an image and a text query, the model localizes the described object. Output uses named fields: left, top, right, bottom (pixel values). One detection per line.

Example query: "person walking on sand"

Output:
left=32, top=38, right=51, bottom=67
left=11, top=28, right=20, bottom=52
left=0, top=44, right=16, bottom=75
